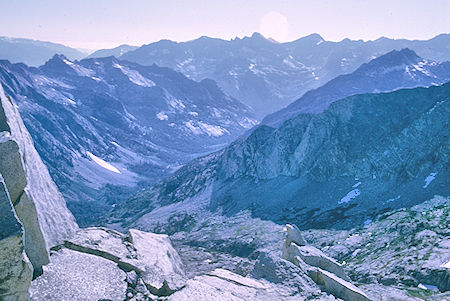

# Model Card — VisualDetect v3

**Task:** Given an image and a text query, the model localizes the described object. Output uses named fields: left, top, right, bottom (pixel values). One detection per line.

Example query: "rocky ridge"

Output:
left=262, top=49, right=450, bottom=127
left=108, top=82, right=449, bottom=233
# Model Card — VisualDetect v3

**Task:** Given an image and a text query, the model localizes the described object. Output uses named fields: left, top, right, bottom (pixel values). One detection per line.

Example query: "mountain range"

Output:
left=0, top=30, right=449, bottom=300
left=120, top=33, right=450, bottom=117
left=262, top=48, right=450, bottom=126
left=3, top=32, right=449, bottom=118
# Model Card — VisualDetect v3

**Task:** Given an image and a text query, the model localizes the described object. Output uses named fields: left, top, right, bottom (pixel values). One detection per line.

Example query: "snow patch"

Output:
left=86, top=151, right=121, bottom=174
left=248, top=64, right=265, bottom=76
left=423, top=172, right=437, bottom=188
left=239, top=117, right=258, bottom=129
left=156, top=112, right=168, bottom=120
left=113, top=63, right=155, bottom=87
left=185, top=120, right=202, bottom=135
left=418, top=283, right=439, bottom=291
left=352, top=181, right=362, bottom=188
left=65, top=98, right=76, bottom=105
left=198, top=121, right=229, bottom=137
left=339, top=189, right=361, bottom=204
left=167, top=96, right=186, bottom=110
left=63, top=59, right=95, bottom=77
left=442, top=260, right=450, bottom=269
left=185, top=120, right=229, bottom=137
left=412, top=60, right=432, bottom=76
left=386, top=195, right=401, bottom=203
left=283, top=57, right=300, bottom=69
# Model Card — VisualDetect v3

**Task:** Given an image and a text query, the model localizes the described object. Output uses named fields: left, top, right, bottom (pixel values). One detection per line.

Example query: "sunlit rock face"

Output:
left=30, top=227, right=188, bottom=300
left=0, top=83, right=78, bottom=274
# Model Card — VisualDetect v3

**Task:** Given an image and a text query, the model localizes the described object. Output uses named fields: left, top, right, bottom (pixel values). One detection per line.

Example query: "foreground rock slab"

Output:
left=309, top=268, right=370, bottom=301
left=0, top=174, right=33, bottom=301
left=249, top=252, right=322, bottom=298
left=169, top=268, right=280, bottom=301
left=128, top=229, right=186, bottom=295
left=283, top=243, right=350, bottom=281
left=30, top=248, right=127, bottom=301
left=60, top=227, right=187, bottom=297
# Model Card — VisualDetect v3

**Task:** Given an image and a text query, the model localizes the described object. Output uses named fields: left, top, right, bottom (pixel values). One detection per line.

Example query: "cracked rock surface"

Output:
left=30, top=248, right=127, bottom=301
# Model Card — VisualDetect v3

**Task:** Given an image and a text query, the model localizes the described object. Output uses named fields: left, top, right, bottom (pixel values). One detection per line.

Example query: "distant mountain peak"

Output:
left=42, top=54, right=71, bottom=68
left=291, top=33, right=325, bottom=45
left=50, top=53, right=69, bottom=61
left=251, top=32, right=265, bottom=39
left=388, top=48, right=421, bottom=59
left=366, top=48, right=422, bottom=68
left=304, top=33, right=324, bottom=41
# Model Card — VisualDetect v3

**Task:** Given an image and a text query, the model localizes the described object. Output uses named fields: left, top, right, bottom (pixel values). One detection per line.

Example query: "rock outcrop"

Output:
left=0, top=84, right=78, bottom=273
left=308, top=267, right=370, bottom=301
left=0, top=174, right=33, bottom=301
left=31, top=227, right=187, bottom=300
left=30, top=248, right=127, bottom=301
left=283, top=243, right=350, bottom=281
left=128, top=229, right=186, bottom=295
left=0, top=83, right=77, bottom=299
left=305, top=195, right=450, bottom=295
left=282, top=224, right=370, bottom=300
left=168, top=268, right=329, bottom=301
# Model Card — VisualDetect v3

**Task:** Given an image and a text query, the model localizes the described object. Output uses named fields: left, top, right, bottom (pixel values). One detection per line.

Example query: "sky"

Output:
left=1, top=0, right=449, bottom=50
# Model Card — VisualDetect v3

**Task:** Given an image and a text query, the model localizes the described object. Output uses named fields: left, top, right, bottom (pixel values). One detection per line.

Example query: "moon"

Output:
left=259, top=11, right=289, bottom=42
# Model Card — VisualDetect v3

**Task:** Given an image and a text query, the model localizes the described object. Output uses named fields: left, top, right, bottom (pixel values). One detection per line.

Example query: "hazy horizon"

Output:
left=1, top=31, right=449, bottom=54
left=1, top=0, right=449, bottom=50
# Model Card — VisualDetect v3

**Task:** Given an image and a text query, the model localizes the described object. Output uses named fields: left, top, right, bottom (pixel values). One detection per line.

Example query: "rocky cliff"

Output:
left=0, top=83, right=78, bottom=299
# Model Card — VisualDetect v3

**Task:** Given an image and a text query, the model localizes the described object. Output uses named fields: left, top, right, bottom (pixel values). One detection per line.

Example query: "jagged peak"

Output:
left=40, top=54, right=73, bottom=69
left=49, top=53, right=69, bottom=62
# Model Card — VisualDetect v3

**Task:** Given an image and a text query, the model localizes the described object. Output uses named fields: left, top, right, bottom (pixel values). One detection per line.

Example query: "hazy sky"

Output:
left=1, top=0, right=449, bottom=50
